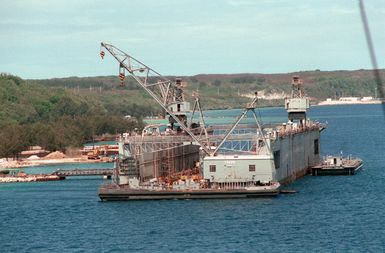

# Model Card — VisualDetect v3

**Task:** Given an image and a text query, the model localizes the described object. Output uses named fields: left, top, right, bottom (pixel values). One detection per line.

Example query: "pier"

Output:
left=52, top=169, right=113, bottom=179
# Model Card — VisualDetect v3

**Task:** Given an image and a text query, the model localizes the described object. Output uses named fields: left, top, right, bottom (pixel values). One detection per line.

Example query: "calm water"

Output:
left=1, top=104, right=385, bottom=252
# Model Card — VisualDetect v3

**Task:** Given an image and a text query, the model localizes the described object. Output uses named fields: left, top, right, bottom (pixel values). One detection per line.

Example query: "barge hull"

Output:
left=99, top=189, right=279, bottom=201
left=311, top=164, right=363, bottom=176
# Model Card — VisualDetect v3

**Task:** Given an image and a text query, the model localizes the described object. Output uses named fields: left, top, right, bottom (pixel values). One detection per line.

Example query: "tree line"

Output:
left=0, top=115, right=143, bottom=158
left=0, top=74, right=150, bottom=158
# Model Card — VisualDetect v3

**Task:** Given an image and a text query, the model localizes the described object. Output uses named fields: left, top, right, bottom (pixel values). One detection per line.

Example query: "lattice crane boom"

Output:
left=100, top=42, right=211, bottom=155
left=101, top=42, right=176, bottom=105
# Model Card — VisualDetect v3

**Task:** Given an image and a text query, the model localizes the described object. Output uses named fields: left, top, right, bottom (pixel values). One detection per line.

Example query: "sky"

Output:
left=0, top=0, right=384, bottom=79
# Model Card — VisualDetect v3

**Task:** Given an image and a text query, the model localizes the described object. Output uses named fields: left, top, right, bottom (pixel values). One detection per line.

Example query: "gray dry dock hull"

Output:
left=272, top=128, right=321, bottom=184
left=99, top=187, right=279, bottom=201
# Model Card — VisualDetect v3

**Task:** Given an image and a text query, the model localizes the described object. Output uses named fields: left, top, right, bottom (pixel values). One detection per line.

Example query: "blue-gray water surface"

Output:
left=1, top=104, right=385, bottom=252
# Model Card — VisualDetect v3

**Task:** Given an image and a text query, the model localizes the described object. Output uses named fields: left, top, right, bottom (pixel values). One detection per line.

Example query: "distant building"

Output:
left=339, top=97, right=359, bottom=101
left=20, top=146, right=49, bottom=158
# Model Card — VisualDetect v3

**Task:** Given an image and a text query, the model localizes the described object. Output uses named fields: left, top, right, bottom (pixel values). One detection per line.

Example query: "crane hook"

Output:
left=119, top=67, right=125, bottom=86
left=100, top=50, right=105, bottom=59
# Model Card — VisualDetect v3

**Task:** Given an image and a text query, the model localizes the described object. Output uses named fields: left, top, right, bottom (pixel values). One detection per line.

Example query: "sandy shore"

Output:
left=317, top=100, right=383, bottom=106
left=0, top=156, right=109, bottom=169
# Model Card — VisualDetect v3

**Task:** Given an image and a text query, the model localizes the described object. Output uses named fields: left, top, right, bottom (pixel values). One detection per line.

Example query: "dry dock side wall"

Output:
left=272, top=129, right=320, bottom=184
left=138, top=144, right=200, bottom=180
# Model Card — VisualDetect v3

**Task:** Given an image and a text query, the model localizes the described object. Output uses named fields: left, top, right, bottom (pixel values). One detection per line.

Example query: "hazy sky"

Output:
left=1, top=0, right=384, bottom=79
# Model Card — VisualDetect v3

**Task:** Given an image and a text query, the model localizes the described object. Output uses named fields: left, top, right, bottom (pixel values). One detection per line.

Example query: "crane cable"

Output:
left=358, top=0, right=384, bottom=116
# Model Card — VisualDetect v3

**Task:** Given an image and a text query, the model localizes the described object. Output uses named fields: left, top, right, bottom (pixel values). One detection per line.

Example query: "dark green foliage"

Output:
left=0, top=74, right=147, bottom=156
left=306, top=75, right=379, bottom=98
left=1, top=69, right=383, bottom=157
left=199, top=82, right=208, bottom=88
left=189, top=77, right=198, bottom=83
left=256, top=77, right=266, bottom=83
left=212, top=80, right=221, bottom=87
left=194, top=70, right=383, bottom=109
left=0, top=123, right=28, bottom=158
left=231, top=76, right=257, bottom=84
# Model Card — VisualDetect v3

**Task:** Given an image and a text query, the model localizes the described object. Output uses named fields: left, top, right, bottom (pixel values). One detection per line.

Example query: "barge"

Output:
left=99, top=182, right=280, bottom=201
left=0, top=171, right=60, bottom=183
left=311, top=155, right=363, bottom=176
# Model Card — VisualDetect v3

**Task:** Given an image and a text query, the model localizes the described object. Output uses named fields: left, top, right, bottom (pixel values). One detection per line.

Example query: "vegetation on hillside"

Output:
left=1, top=69, right=383, bottom=158
left=0, top=74, right=149, bottom=157
left=33, top=69, right=384, bottom=110
left=184, top=70, right=383, bottom=108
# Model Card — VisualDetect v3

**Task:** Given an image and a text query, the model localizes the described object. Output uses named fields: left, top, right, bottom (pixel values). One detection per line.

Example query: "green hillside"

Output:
left=32, top=69, right=384, bottom=110
left=1, top=69, right=383, bottom=157
left=0, top=74, right=146, bottom=157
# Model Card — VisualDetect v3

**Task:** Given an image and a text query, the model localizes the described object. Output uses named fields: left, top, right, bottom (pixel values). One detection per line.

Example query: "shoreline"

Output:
left=317, top=100, right=383, bottom=106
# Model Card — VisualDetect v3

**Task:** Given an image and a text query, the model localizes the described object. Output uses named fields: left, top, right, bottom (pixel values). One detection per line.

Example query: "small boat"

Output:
left=311, top=155, right=363, bottom=176
left=0, top=169, right=10, bottom=175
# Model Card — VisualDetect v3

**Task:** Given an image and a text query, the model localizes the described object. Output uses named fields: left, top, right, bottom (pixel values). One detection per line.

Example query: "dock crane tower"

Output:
left=285, top=76, right=310, bottom=124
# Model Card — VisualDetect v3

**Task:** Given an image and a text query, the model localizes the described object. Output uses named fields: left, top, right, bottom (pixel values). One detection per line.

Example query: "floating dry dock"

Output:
left=311, top=156, right=363, bottom=176
left=96, top=75, right=325, bottom=201
left=99, top=44, right=326, bottom=202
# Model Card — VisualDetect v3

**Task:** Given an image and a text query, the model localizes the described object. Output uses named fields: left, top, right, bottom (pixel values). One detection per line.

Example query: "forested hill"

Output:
left=0, top=74, right=147, bottom=156
left=32, top=69, right=384, bottom=109
left=1, top=69, right=382, bottom=156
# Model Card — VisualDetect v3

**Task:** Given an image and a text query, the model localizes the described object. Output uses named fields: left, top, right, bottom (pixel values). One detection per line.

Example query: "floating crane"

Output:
left=100, top=42, right=212, bottom=155
left=100, top=43, right=268, bottom=157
